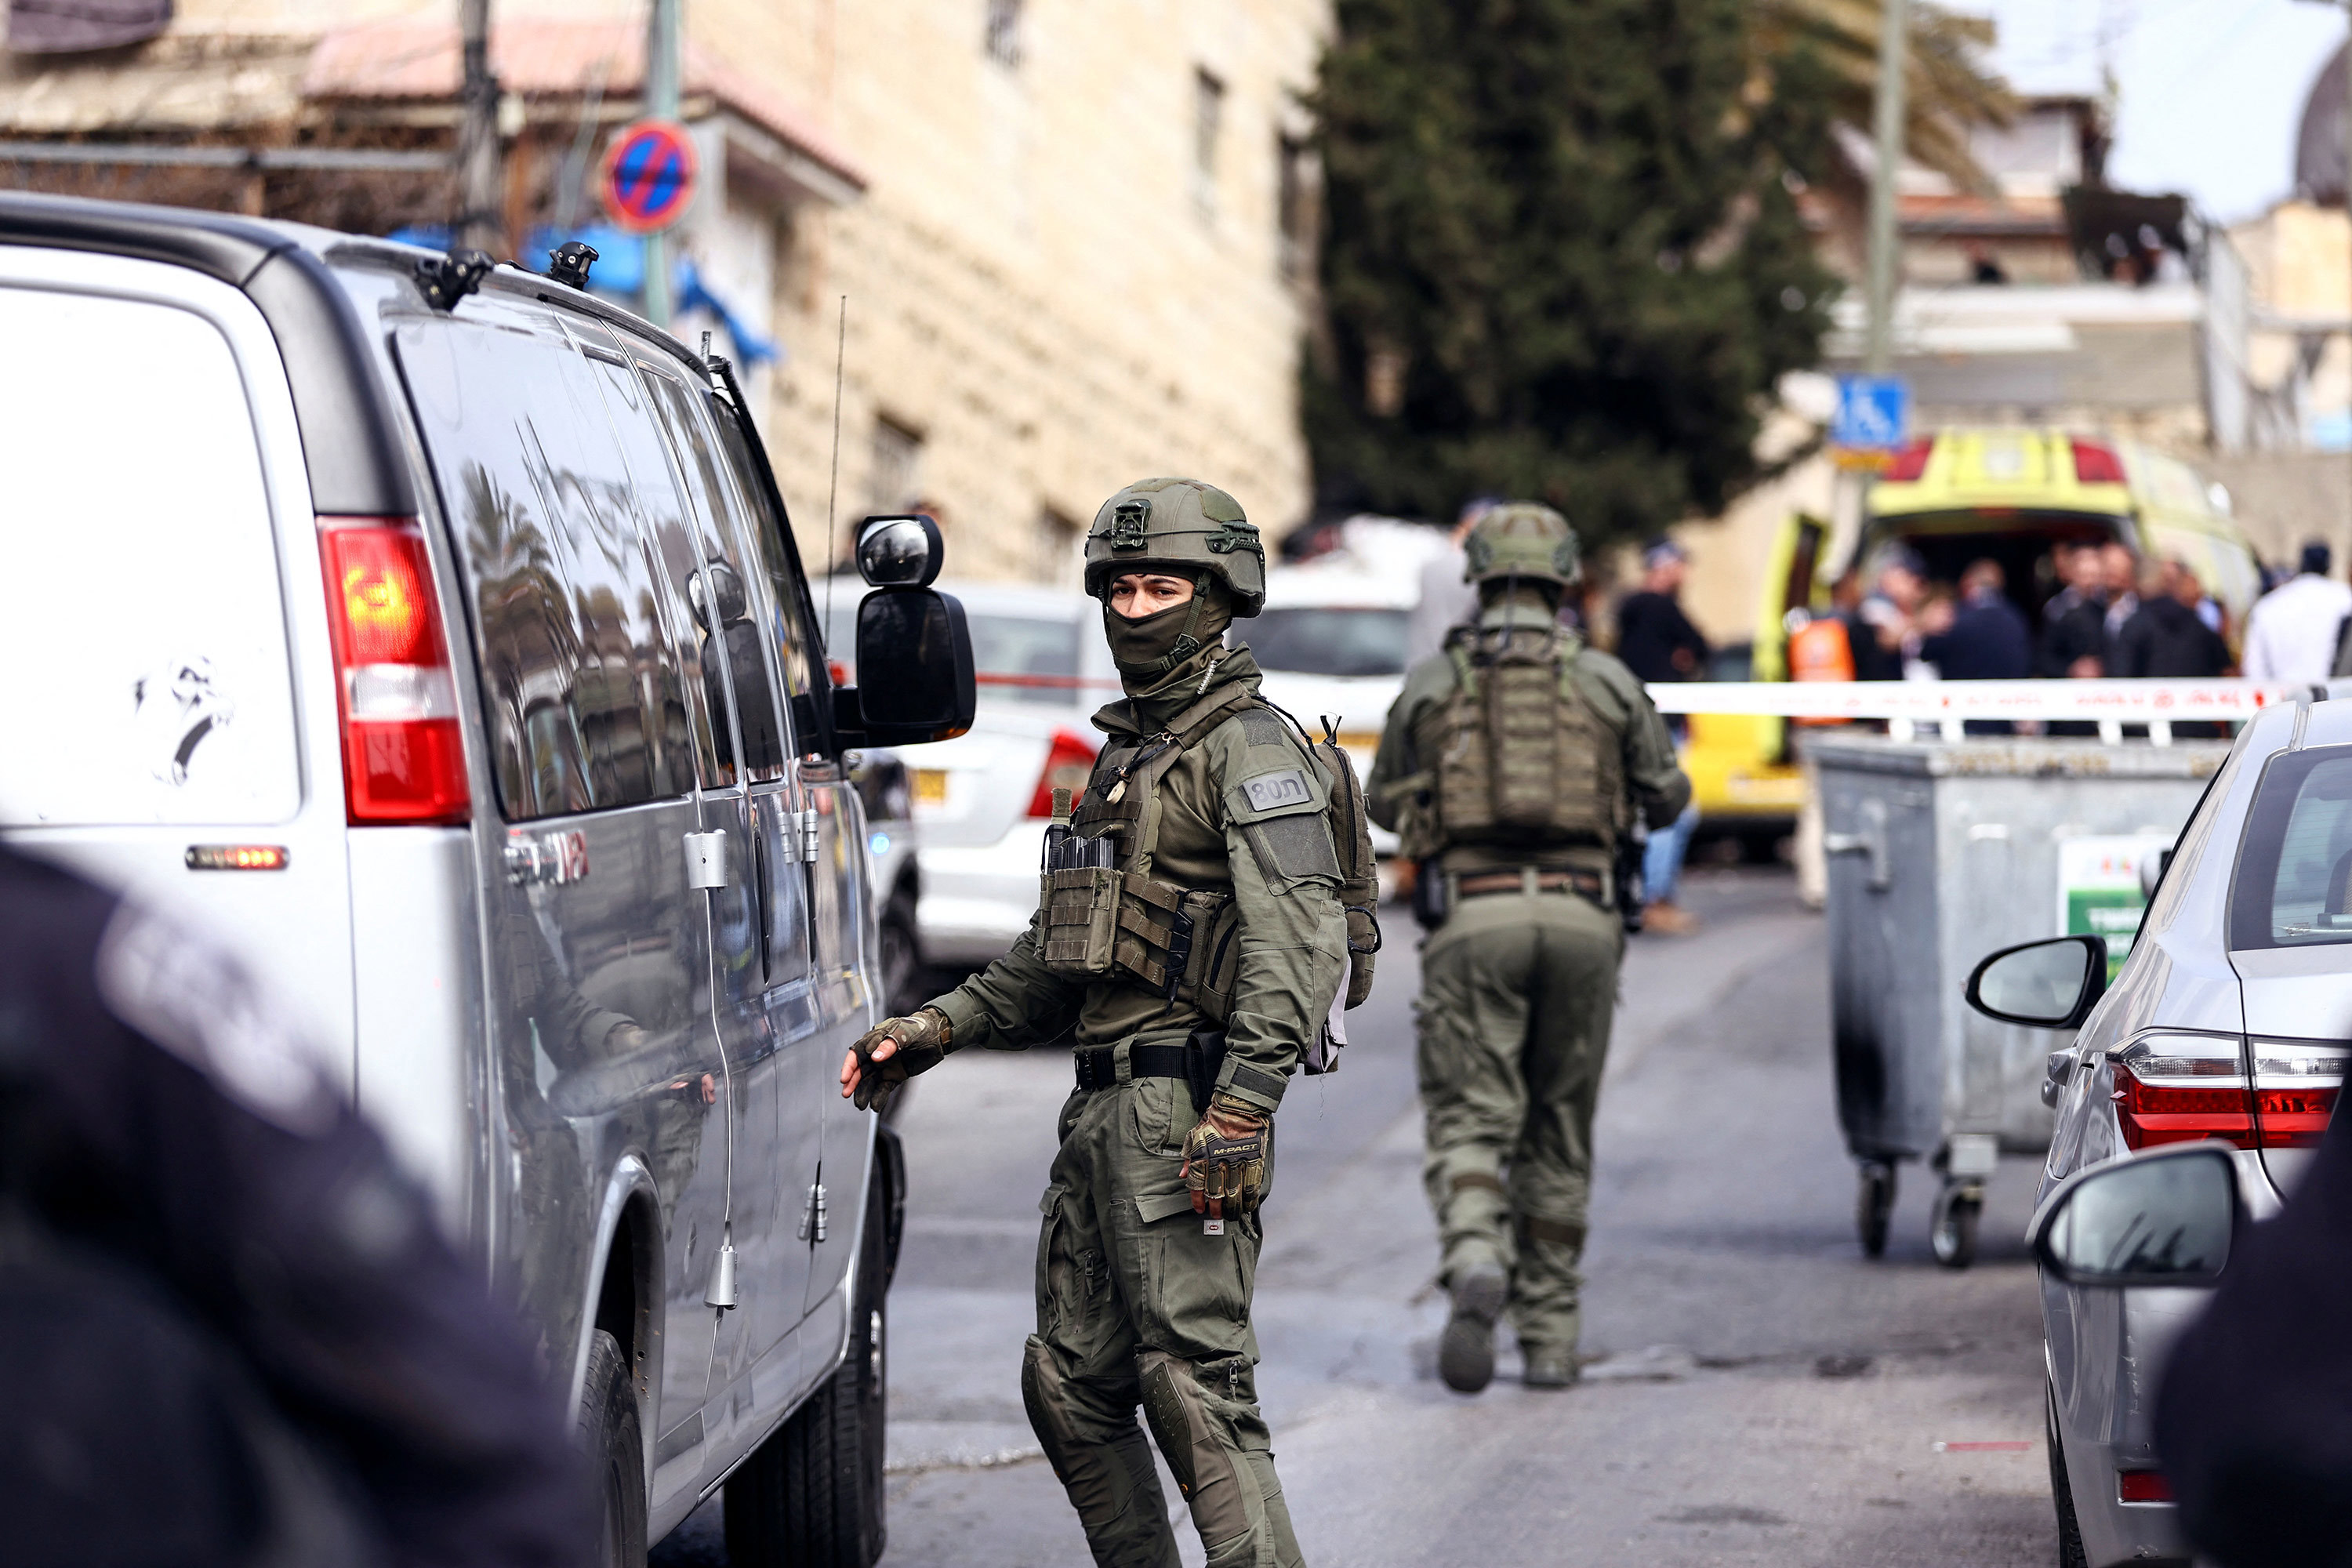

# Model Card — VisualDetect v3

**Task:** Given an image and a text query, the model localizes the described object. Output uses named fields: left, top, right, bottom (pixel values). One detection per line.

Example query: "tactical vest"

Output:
left=1038, top=684, right=1377, bottom=1044
left=1413, top=626, right=1625, bottom=853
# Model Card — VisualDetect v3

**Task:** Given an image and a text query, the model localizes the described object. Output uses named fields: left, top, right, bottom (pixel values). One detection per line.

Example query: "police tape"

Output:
left=1642, top=678, right=2325, bottom=723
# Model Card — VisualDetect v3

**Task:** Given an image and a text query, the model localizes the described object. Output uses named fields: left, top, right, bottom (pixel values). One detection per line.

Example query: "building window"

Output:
left=1036, top=506, right=1080, bottom=586
left=1277, top=133, right=1318, bottom=283
left=869, top=416, right=923, bottom=519
left=985, top=0, right=1022, bottom=68
left=1193, top=68, right=1225, bottom=216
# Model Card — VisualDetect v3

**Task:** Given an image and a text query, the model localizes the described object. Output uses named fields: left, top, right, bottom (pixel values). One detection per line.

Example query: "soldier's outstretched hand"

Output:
left=1181, top=1091, right=1271, bottom=1218
left=840, top=1007, right=952, bottom=1115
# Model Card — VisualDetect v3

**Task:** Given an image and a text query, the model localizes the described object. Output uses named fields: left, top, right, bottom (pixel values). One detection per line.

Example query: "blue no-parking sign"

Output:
left=600, top=119, right=699, bottom=234
left=1831, top=375, right=1910, bottom=452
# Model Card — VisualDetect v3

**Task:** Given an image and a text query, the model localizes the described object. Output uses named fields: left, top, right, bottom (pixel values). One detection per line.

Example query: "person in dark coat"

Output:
left=2156, top=1095, right=2352, bottom=1565
left=1922, top=558, right=2033, bottom=681
left=1919, top=558, right=2032, bottom=734
left=0, top=844, right=587, bottom=1568
left=2038, top=541, right=2111, bottom=678
left=2112, top=558, right=2231, bottom=679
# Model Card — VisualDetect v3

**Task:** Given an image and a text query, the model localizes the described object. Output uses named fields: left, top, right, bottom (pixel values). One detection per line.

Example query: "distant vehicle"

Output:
left=0, top=191, right=978, bottom=1567
left=1962, top=693, right=2352, bottom=1568
left=1679, top=642, right=1805, bottom=856
left=1754, top=428, right=2264, bottom=681
left=828, top=580, right=1115, bottom=971
left=1254, top=517, right=1452, bottom=857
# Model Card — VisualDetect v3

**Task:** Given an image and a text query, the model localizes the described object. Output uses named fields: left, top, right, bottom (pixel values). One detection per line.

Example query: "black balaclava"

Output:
left=1104, top=574, right=1233, bottom=682
left=1103, top=575, right=1236, bottom=724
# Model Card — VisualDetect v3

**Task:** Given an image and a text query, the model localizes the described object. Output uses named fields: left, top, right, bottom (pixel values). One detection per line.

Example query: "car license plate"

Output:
left=913, top=768, right=949, bottom=807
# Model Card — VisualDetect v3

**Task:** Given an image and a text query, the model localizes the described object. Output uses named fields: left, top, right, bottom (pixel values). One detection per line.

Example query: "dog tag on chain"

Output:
left=1203, top=1217, right=1225, bottom=1236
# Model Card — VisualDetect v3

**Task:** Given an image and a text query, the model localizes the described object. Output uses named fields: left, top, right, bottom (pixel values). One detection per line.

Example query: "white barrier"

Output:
left=1643, top=678, right=2325, bottom=744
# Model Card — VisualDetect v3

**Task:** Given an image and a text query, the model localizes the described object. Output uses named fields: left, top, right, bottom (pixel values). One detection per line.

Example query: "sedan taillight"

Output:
left=1027, top=729, right=1099, bottom=818
left=2111, top=1033, right=2253, bottom=1151
left=2251, top=1038, right=2347, bottom=1151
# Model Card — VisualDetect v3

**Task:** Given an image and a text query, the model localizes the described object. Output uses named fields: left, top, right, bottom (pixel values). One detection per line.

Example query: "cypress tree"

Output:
left=1308, top=0, right=1842, bottom=543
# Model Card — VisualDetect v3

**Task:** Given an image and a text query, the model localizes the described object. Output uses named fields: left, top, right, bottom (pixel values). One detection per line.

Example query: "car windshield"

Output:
left=1248, top=607, right=1410, bottom=677
left=2230, top=746, right=2352, bottom=949
left=824, top=595, right=1085, bottom=709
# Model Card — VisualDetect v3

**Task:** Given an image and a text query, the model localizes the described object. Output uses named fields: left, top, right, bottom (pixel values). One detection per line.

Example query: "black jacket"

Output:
left=2157, top=1108, right=2352, bottom=1566
left=2038, top=590, right=2110, bottom=677
left=2113, top=597, right=2230, bottom=679
left=0, top=845, right=586, bottom=1568
left=1922, top=590, right=2033, bottom=681
left=1614, top=590, right=1708, bottom=684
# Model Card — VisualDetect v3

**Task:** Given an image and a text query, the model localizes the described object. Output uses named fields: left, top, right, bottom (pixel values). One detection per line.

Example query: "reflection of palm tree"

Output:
left=1750, top=0, right=2014, bottom=191
left=463, top=462, right=554, bottom=590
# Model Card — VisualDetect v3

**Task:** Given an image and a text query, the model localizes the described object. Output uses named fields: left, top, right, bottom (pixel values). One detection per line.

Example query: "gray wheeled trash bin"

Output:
left=1807, top=731, right=2229, bottom=1267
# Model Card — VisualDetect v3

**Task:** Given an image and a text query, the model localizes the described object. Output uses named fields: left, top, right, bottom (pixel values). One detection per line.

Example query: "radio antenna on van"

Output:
left=822, top=294, right=848, bottom=635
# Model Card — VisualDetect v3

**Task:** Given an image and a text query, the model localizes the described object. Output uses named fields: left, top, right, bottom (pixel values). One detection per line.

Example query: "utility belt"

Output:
left=1411, top=859, right=1611, bottom=927
left=1073, top=1029, right=1227, bottom=1115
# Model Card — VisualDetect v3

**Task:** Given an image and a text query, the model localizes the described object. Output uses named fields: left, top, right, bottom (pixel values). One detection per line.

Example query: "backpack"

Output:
left=1428, top=624, right=1625, bottom=850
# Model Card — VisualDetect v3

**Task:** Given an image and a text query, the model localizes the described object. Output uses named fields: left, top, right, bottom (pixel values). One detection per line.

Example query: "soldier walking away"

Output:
left=841, top=477, right=1367, bottom=1568
left=0, top=844, right=586, bottom=1568
left=1367, top=503, right=1690, bottom=1394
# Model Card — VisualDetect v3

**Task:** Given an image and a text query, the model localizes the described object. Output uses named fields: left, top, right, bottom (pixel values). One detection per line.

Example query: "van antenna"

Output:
left=823, top=295, right=848, bottom=635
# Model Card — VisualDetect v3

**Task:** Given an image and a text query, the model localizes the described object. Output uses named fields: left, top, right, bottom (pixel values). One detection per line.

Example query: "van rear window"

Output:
left=0, top=288, right=300, bottom=826
left=396, top=319, right=699, bottom=820
left=2229, top=746, right=2352, bottom=949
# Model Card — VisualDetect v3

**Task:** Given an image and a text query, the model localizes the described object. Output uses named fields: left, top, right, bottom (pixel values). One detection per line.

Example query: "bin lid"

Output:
left=1798, top=732, right=2230, bottom=779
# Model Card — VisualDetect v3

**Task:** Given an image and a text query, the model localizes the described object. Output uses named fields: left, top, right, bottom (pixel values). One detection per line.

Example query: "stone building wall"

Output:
left=738, top=0, right=1329, bottom=585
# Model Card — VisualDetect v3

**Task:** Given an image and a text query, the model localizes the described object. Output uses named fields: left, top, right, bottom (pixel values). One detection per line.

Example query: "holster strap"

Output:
left=1455, top=868, right=1604, bottom=902
left=1074, top=1043, right=1190, bottom=1092
left=1449, top=1172, right=1508, bottom=1196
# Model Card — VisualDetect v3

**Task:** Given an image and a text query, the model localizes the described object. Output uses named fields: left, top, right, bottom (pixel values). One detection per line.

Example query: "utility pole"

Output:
left=642, top=0, right=681, bottom=326
left=456, top=0, right=503, bottom=254
left=1864, top=0, right=1911, bottom=377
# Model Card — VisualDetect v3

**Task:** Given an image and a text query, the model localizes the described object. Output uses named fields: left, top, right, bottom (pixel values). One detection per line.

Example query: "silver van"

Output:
left=0, top=193, right=975, bottom=1566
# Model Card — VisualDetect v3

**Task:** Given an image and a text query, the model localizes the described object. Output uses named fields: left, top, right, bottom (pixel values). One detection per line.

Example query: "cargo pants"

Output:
left=1022, top=1040, right=1305, bottom=1568
left=1414, top=887, right=1622, bottom=1363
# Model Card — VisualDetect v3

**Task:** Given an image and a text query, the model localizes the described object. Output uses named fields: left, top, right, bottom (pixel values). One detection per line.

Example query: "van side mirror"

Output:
left=1964, top=935, right=2108, bottom=1029
left=2025, top=1142, right=2238, bottom=1289
left=834, top=588, right=975, bottom=747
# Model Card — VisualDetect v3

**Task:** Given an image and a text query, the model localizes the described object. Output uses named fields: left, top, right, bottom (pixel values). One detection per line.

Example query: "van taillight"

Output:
left=1882, top=437, right=1933, bottom=482
left=2071, top=440, right=2126, bottom=485
left=319, top=519, right=469, bottom=825
left=1027, top=729, right=1100, bottom=818
left=2111, top=1033, right=2254, bottom=1151
left=2251, top=1038, right=2347, bottom=1150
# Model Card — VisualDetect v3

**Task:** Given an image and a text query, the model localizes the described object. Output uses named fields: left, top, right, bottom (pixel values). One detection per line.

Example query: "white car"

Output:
left=830, top=580, right=1113, bottom=969
left=1250, top=519, right=1453, bottom=855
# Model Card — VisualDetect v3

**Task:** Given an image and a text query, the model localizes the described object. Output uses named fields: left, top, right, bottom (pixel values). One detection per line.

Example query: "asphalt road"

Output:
left=659, top=867, right=2056, bottom=1566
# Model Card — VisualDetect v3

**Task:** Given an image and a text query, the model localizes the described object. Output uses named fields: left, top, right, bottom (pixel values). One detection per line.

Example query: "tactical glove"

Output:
left=845, top=1007, right=951, bottom=1114
left=1181, top=1090, right=1271, bottom=1218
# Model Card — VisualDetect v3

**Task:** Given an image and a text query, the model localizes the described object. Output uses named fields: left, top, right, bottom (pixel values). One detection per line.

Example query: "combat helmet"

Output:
left=1082, top=477, right=1267, bottom=618
left=1463, top=502, right=1581, bottom=591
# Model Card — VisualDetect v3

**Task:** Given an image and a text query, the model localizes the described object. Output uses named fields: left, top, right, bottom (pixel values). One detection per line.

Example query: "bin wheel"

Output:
left=1930, top=1185, right=1981, bottom=1269
left=1856, top=1163, right=1896, bottom=1258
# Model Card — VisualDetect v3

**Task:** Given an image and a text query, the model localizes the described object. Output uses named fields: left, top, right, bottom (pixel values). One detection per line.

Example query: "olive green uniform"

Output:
left=1368, top=598, right=1690, bottom=1364
left=928, top=639, right=1345, bottom=1568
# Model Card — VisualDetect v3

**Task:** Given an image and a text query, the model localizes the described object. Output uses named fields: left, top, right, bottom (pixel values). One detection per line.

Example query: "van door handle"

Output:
left=684, top=830, right=728, bottom=889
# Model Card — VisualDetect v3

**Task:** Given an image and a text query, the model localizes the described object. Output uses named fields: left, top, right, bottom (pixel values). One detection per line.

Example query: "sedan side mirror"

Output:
left=2025, top=1142, right=2239, bottom=1289
left=1964, top=935, right=2109, bottom=1030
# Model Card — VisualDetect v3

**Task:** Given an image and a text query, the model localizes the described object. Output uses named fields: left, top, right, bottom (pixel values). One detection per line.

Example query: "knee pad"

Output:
left=1137, top=1350, right=1253, bottom=1544
left=1021, top=1338, right=1083, bottom=1486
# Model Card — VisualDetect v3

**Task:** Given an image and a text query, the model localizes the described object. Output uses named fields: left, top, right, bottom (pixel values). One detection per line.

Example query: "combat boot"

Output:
left=1438, top=1265, right=1508, bottom=1394
left=1522, top=1350, right=1578, bottom=1390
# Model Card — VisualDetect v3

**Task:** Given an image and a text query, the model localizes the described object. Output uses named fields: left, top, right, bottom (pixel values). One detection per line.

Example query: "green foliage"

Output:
left=1308, top=0, right=1842, bottom=545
